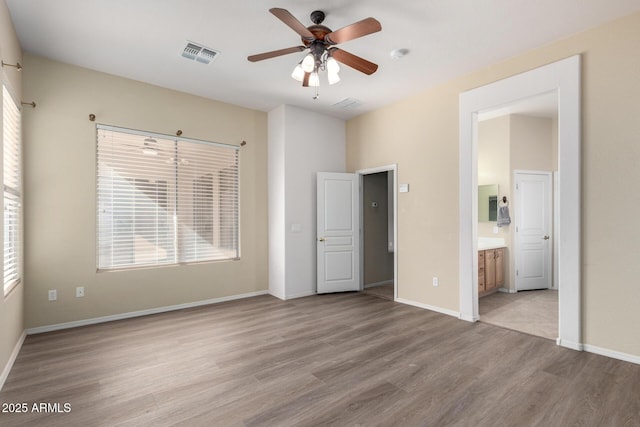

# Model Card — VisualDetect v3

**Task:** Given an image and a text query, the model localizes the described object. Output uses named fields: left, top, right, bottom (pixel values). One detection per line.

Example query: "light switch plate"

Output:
left=399, top=183, right=409, bottom=193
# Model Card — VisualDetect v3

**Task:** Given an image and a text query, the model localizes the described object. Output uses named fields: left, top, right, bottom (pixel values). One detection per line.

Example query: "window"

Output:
left=96, top=125, right=239, bottom=270
left=3, top=85, right=22, bottom=294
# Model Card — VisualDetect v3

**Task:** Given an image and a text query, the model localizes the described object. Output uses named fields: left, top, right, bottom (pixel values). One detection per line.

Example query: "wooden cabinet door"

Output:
left=485, top=250, right=496, bottom=290
left=478, top=251, right=486, bottom=293
left=495, top=248, right=504, bottom=287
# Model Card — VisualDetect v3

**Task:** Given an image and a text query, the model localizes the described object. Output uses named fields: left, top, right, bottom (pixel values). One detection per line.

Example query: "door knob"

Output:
left=318, top=237, right=325, bottom=242
left=543, top=235, right=550, bottom=240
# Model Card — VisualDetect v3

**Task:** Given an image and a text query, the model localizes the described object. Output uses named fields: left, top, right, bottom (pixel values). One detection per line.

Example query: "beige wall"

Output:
left=478, top=115, right=510, bottom=236
left=0, top=0, right=24, bottom=381
left=347, top=12, right=640, bottom=357
left=510, top=115, right=554, bottom=172
left=22, top=54, right=268, bottom=328
left=478, top=116, right=511, bottom=288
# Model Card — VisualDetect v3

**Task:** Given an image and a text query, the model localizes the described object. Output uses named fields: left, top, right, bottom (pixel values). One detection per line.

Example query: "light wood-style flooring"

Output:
left=479, top=289, right=558, bottom=340
left=1, top=293, right=639, bottom=426
left=362, top=283, right=394, bottom=300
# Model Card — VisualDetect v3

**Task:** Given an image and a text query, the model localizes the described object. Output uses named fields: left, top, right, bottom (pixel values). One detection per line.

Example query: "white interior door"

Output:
left=515, top=171, right=552, bottom=291
left=317, top=172, right=360, bottom=293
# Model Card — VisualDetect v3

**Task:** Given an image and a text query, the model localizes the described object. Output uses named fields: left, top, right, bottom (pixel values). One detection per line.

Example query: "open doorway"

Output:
left=358, top=165, right=397, bottom=301
left=476, top=98, right=559, bottom=340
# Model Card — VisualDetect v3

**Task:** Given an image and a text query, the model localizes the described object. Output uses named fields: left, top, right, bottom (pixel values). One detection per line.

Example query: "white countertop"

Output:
left=478, top=244, right=507, bottom=250
left=478, top=237, right=506, bottom=251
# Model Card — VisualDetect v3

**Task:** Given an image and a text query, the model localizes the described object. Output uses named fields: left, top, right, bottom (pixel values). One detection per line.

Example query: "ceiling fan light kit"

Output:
left=248, top=8, right=381, bottom=99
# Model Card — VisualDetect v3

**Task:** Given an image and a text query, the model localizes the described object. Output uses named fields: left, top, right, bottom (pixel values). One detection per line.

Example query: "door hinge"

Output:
left=516, top=269, right=519, bottom=276
left=516, top=183, right=519, bottom=190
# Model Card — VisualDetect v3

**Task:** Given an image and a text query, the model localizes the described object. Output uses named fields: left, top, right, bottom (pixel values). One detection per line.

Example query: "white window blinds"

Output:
left=96, top=125, right=239, bottom=270
left=3, top=85, right=22, bottom=294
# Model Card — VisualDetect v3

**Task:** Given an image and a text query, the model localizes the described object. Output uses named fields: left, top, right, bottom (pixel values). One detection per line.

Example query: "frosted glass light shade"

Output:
left=328, top=70, right=340, bottom=85
left=327, top=57, right=340, bottom=73
left=291, top=64, right=304, bottom=81
left=301, top=54, right=315, bottom=73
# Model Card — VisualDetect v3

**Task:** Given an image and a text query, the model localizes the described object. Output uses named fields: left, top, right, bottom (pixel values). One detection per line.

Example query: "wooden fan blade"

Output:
left=302, top=72, right=310, bottom=87
left=270, top=8, right=315, bottom=41
left=248, top=46, right=306, bottom=62
left=330, top=48, right=378, bottom=75
left=325, top=17, right=381, bottom=45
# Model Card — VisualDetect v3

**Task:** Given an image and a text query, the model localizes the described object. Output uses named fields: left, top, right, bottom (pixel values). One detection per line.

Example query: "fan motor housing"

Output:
left=310, top=10, right=325, bottom=24
left=303, top=25, right=332, bottom=45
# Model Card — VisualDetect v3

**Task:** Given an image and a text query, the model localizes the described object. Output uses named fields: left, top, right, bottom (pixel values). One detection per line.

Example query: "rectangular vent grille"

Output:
left=181, top=41, right=220, bottom=64
left=333, top=98, right=363, bottom=110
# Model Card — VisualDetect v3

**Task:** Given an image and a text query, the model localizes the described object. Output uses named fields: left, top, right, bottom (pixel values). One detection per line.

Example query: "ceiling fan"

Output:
left=248, top=8, right=382, bottom=90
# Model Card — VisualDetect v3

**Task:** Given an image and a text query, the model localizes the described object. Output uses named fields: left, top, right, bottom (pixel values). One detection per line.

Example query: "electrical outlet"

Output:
left=76, top=286, right=85, bottom=298
left=432, top=277, right=439, bottom=287
left=48, top=290, right=57, bottom=301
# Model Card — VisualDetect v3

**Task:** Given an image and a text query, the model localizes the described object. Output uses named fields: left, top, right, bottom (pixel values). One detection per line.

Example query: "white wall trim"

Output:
left=268, top=290, right=286, bottom=301
left=280, top=290, right=317, bottom=300
left=364, top=280, right=394, bottom=289
left=556, top=337, right=583, bottom=351
left=0, top=330, right=26, bottom=391
left=459, top=55, right=581, bottom=350
left=396, top=297, right=460, bottom=319
left=583, top=344, right=640, bottom=365
left=498, top=287, right=517, bottom=294
left=26, top=290, right=269, bottom=335
left=459, top=313, right=479, bottom=322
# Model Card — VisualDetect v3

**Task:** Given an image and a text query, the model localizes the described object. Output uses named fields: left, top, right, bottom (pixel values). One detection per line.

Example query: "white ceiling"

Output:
left=7, top=0, right=640, bottom=120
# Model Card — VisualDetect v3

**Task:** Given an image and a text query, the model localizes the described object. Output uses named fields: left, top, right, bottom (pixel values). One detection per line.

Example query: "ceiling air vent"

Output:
left=333, top=98, right=363, bottom=110
left=181, top=41, right=220, bottom=65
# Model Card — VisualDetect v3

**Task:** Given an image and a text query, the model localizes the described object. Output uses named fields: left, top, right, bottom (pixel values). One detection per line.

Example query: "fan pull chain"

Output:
left=313, top=85, right=319, bottom=100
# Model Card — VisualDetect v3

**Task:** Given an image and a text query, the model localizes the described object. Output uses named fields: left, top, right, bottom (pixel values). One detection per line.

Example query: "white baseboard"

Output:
left=556, top=338, right=583, bottom=351
left=498, top=288, right=517, bottom=293
left=282, top=290, right=316, bottom=300
left=583, top=344, right=640, bottom=365
left=27, top=290, right=269, bottom=335
left=459, top=314, right=479, bottom=322
left=269, top=290, right=317, bottom=301
left=396, top=297, right=460, bottom=319
left=0, top=330, right=26, bottom=391
left=364, top=280, right=393, bottom=289
left=268, top=290, right=285, bottom=301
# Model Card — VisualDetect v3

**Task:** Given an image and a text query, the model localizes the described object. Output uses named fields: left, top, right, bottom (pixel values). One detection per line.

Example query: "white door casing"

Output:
left=515, top=171, right=552, bottom=291
left=317, top=172, right=360, bottom=293
left=459, top=55, right=581, bottom=350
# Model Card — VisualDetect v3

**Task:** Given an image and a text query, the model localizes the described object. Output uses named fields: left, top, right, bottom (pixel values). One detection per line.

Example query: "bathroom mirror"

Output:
left=478, top=184, right=499, bottom=222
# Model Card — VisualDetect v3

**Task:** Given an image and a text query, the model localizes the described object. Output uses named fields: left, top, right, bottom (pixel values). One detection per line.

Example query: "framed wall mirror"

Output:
left=478, top=184, right=498, bottom=222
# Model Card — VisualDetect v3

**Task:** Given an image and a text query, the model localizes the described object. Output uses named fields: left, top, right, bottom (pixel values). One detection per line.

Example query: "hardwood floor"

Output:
left=362, top=283, right=394, bottom=300
left=1, top=293, right=639, bottom=426
left=479, top=289, right=558, bottom=340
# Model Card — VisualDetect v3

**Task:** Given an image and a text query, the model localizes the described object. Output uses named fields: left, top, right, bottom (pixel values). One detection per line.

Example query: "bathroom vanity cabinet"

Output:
left=478, top=247, right=504, bottom=296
